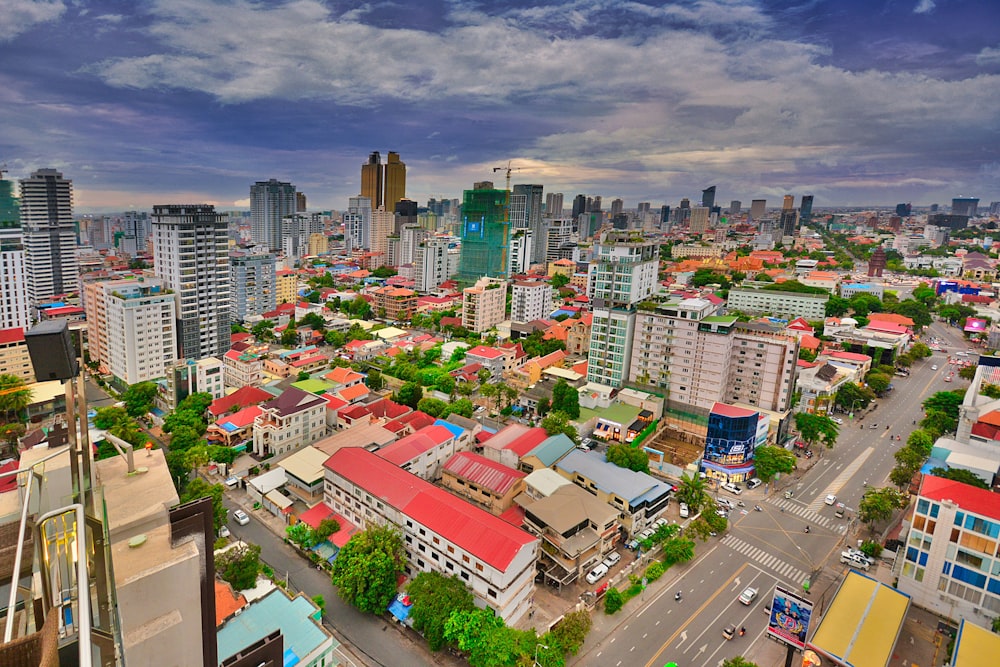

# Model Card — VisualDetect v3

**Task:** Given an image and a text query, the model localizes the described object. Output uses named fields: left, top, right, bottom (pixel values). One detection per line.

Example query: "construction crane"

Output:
left=492, top=161, right=523, bottom=192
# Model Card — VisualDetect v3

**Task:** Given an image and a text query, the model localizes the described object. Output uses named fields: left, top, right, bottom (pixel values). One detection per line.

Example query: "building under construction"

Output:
left=457, top=182, right=509, bottom=283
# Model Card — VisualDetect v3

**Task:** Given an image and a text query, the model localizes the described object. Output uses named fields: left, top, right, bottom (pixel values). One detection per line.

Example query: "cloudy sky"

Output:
left=2, top=0, right=999, bottom=212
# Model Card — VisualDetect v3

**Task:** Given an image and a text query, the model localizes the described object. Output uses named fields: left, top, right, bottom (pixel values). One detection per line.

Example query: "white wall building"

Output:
left=727, top=286, right=829, bottom=320
left=414, top=238, right=451, bottom=294
left=104, top=278, right=177, bottom=385
left=510, top=281, right=552, bottom=323
left=462, top=277, right=507, bottom=333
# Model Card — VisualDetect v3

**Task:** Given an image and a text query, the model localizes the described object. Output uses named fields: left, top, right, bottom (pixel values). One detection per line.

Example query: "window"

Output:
left=475, top=563, right=484, bottom=572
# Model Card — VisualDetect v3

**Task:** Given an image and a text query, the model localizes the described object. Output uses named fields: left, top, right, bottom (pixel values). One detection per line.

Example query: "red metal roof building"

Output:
left=208, top=385, right=274, bottom=417
left=376, top=424, right=458, bottom=480
left=323, top=448, right=538, bottom=623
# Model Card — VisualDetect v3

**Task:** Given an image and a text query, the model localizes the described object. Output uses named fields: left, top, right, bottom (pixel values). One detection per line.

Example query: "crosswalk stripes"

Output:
left=806, top=447, right=874, bottom=512
left=720, top=534, right=808, bottom=585
left=767, top=498, right=847, bottom=534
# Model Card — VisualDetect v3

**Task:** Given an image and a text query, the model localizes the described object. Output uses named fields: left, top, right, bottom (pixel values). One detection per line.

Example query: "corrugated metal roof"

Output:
left=443, top=451, right=525, bottom=495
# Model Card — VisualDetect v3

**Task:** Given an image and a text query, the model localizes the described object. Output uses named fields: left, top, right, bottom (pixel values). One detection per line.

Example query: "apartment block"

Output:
left=727, top=286, right=829, bottom=320
left=252, top=387, right=328, bottom=457
left=230, top=251, right=276, bottom=321
left=0, top=327, right=33, bottom=381
left=223, top=349, right=263, bottom=388
left=376, top=423, right=461, bottom=481
left=414, top=238, right=451, bottom=293
left=441, top=451, right=526, bottom=515
left=274, top=268, right=298, bottom=305
left=898, top=475, right=1000, bottom=621
left=323, top=448, right=538, bottom=623
left=462, top=277, right=507, bottom=333
left=510, top=281, right=552, bottom=324
left=101, top=278, right=177, bottom=385
left=371, top=285, right=417, bottom=322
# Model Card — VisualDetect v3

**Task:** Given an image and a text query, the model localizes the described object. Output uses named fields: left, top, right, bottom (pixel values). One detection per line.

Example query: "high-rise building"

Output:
left=0, top=175, right=30, bottom=330
left=701, top=186, right=717, bottom=210
left=989, top=201, right=1000, bottom=216
left=729, top=200, right=742, bottom=215
left=510, top=280, right=552, bottom=323
left=545, top=192, right=563, bottom=218
left=780, top=208, right=799, bottom=237
left=586, top=231, right=659, bottom=387
left=896, top=203, right=912, bottom=217
left=280, top=214, right=309, bottom=261
left=230, top=251, right=276, bottom=321
left=512, top=184, right=545, bottom=265
left=637, top=202, right=651, bottom=215
left=462, top=277, right=507, bottom=333
left=782, top=194, right=794, bottom=210
left=507, top=229, right=533, bottom=275
left=152, top=204, right=231, bottom=360
left=20, top=168, right=78, bottom=305
left=383, top=151, right=407, bottom=211
left=610, top=198, right=624, bottom=217
left=660, top=205, right=671, bottom=227
left=250, top=179, right=296, bottom=251
left=952, top=197, right=979, bottom=217
left=457, top=183, right=509, bottom=282
left=344, top=196, right=372, bottom=253
left=361, top=151, right=383, bottom=209
left=121, top=210, right=150, bottom=256
left=296, top=191, right=307, bottom=212
left=399, top=224, right=428, bottom=267
left=689, top=206, right=711, bottom=233
left=572, top=194, right=587, bottom=219
left=799, top=195, right=814, bottom=225
left=103, top=278, right=178, bottom=385
left=544, top=218, right=577, bottom=262
left=394, top=198, right=418, bottom=235
left=369, top=207, right=395, bottom=266
left=414, top=238, right=451, bottom=293
left=749, top=199, right=766, bottom=220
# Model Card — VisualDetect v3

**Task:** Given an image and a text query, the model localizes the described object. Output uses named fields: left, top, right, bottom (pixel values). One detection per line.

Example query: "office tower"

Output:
left=281, top=214, right=309, bottom=261
left=344, top=196, right=372, bottom=254
left=689, top=207, right=711, bottom=233
left=572, top=194, right=587, bottom=219
left=868, top=246, right=887, bottom=277
left=611, top=213, right=629, bottom=230
left=250, top=179, right=297, bottom=251
left=296, top=191, right=307, bottom=212
left=383, top=151, right=407, bottom=211
left=610, top=198, right=624, bottom=217
left=799, top=195, right=814, bottom=225
left=780, top=208, right=799, bottom=237
left=0, top=175, right=30, bottom=330
left=782, top=194, right=794, bottom=210
left=586, top=230, right=659, bottom=387
left=394, top=198, right=418, bottom=235
left=462, top=277, right=507, bottom=333
left=102, top=278, right=178, bottom=384
left=990, top=201, right=1000, bottom=216
left=361, top=151, right=383, bottom=209
left=896, top=203, right=912, bottom=217
left=152, top=204, right=231, bottom=360
left=637, top=202, right=651, bottom=215
left=544, top=218, right=578, bottom=262
left=728, top=201, right=741, bottom=216
left=660, top=205, right=670, bottom=227
left=512, top=184, right=545, bottom=265
left=545, top=192, right=564, bottom=218
left=20, top=168, right=79, bottom=306
left=701, top=186, right=717, bottom=210
left=930, top=203, right=939, bottom=212
left=592, top=196, right=603, bottom=211
left=370, top=207, right=395, bottom=266
left=457, top=183, right=509, bottom=282
left=702, top=404, right=767, bottom=481
left=230, top=251, right=276, bottom=321
left=951, top=197, right=979, bottom=217
left=415, top=237, right=451, bottom=292
left=121, top=210, right=150, bottom=256
left=749, top=199, right=766, bottom=219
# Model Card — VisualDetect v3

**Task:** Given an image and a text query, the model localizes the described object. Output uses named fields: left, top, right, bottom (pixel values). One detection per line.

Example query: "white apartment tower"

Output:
left=344, top=196, right=372, bottom=254
left=230, top=251, right=276, bottom=321
left=152, top=205, right=231, bottom=360
left=508, top=229, right=533, bottom=275
left=250, top=179, right=297, bottom=251
left=510, top=281, right=552, bottom=324
left=20, top=168, right=79, bottom=306
left=586, top=231, right=659, bottom=387
left=414, top=238, right=451, bottom=293
left=104, top=278, right=177, bottom=385
left=369, top=207, right=395, bottom=266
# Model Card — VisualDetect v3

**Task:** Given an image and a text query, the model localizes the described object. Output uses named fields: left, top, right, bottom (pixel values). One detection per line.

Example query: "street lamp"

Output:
left=534, top=643, right=550, bottom=667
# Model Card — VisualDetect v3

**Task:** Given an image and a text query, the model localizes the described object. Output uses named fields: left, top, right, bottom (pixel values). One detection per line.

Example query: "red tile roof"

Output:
left=321, top=393, right=348, bottom=411
left=377, top=425, right=455, bottom=465
left=336, top=383, right=369, bottom=403
left=483, top=425, right=548, bottom=456
left=443, top=452, right=525, bottom=495
left=214, top=405, right=262, bottom=430
left=920, top=474, right=1000, bottom=521
left=867, top=312, right=915, bottom=327
left=977, top=410, right=1000, bottom=427
left=829, top=351, right=872, bottom=363
left=466, top=345, right=505, bottom=360
left=214, top=580, right=247, bottom=627
left=864, top=321, right=908, bottom=335
left=208, top=386, right=274, bottom=417
left=383, top=411, right=435, bottom=435
left=711, top=402, right=758, bottom=418
left=325, top=448, right=535, bottom=570
left=0, top=327, right=25, bottom=345
left=0, top=460, right=18, bottom=494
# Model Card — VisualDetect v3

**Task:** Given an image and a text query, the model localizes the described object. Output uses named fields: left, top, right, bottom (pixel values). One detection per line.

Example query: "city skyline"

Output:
left=1, top=0, right=999, bottom=212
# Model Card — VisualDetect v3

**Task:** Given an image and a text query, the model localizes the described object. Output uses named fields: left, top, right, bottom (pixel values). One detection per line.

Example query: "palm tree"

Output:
left=676, top=473, right=709, bottom=510
left=0, top=374, right=32, bottom=424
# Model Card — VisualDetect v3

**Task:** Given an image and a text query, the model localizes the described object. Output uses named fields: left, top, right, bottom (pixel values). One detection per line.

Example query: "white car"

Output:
left=931, top=365, right=938, bottom=371
left=717, top=498, right=734, bottom=510
left=639, top=528, right=655, bottom=541
left=825, top=494, right=837, bottom=506
left=224, top=476, right=239, bottom=488
left=218, top=525, right=231, bottom=538
left=232, top=509, right=250, bottom=526
left=738, top=587, right=758, bottom=605
left=653, top=517, right=669, bottom=529
left=602, top=552, right=621, bottom=568
left=721, top=482, right=742, bottom=495
left=585, top=564, right=609, bottom=584
left=679, top=502, right=690, bottom=518
left=831, top=417, right=844, bottom=425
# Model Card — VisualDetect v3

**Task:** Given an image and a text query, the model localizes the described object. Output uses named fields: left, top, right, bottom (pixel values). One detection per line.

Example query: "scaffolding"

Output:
left=457, top=186, right=509, bottom=283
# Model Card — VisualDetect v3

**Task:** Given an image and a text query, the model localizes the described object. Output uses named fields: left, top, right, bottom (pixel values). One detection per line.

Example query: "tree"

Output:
left=365, top=369, right=385, bottom=391
left=280, top=326, right=299, bottom=347
left=331, top=524, right=407, bottom=614
left=165, top=449, right=193, bottom=492
left=606, top=443, right=649, bottom=473
left=834, top=382, right=876, bottom=411
left=251, top=319, right=275, bottom=342
left=910, top=342, right=932, bottom=358
left=120, top=381, right=159, bottom=418
left=866, top=372, right=891, bottom=395
left=536, top=397, right=551, bottom=417
left=920, top=411, right=957, bottom=439
left=894, top=445, right=925, bottom=471
left=393, top=381, right=423, bottom=409
left=603, top=588, right=624, bottom=614
left=930, top=467, right=989, bottom=489
left=417, top=397, right=448, bottom=418
left=443, top=398, right=475, bottom=418
left=406, top=572, right=475, bottom=651
left=676, top=473, right=710, bottom=510
left=550, top=379, right=580, bottom=419
left=661, top=535, right=696, bottom=565
left=216, top=543, right=262, bottom=591
left=443, top=608, right=522, bottom=667
left=922, top=390, right=965, bottom=420
left=890, top=464, right=916, bottom=489
left=794, top=412, right=839, bottom=451
left=179, top=478, right=226, bottom=531
left=169, top=425, right=202, bottom=452
left=825, top=295, right=850, bottom=317
left=286, top=522, right=315, bottom=548
left=94, top=406, right=130, bottom=429
left=752, top=445, right=796, bottom=483
left=313, top=517, right=341, bottom=542
left=858, top=487, right=908, bottom=533
left=541, top=410, right=578, bottom=443
left=906, top=430, right=934, bottom=457
left=550, top=610, right=592, bottom=656
left=550, top=273, right=570, bottom=289
left=722, top=659, right=760, bottom=667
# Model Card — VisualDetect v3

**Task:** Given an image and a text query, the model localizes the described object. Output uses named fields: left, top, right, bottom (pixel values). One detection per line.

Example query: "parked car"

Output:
left=721, top=482, right=742, bottom=495
left=831, top=417, right=844, bottom=425
left=585, top=564, right=609, bottom=584
left=639, top=528, right=655, bottom=541
left=625, top=538, right=640, bottom=550
left=738, top=587, right=758, bottom=605
left=746, top=477, right=762, bottom=490
left=679, top=502, right=690, bottom=518
left=931, top=365, right=938, bottom=371
left=844, top=548, right=875, bottom=566
left=717, top=498, right=735, bottom=510
left=602, top=552, right=621, bottom=568
left=232, top=509, right=250, bottom=526
left=840, top=551, right=871, bottom=570
left=224, top=476, right=239, bottom=488
left=653, top=517, right=669, bottom=529
left=218, top=525, right=231, bottom=538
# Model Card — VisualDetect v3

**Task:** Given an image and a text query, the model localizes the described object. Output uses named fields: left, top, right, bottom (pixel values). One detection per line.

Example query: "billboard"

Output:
left=964, top=318, right=987, bottom=333
left=767, top=585, right=814, bottom=650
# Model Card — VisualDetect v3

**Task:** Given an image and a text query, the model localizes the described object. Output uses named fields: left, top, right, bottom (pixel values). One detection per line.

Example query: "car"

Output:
left=717, top=498, right=735, bottom=510
left=944, top=376, right=953, bottom=382
left=653, top=517, right=669, bottom=529
left=844, top=548, right=875, bottom=565
left=218, top=525, right=231, bottom=538
left=639, top=528, right=655, bottom=541
left=840, top=551, right=871, bottom=571
left=739, top=587, right=758, bottom=605
left=585, top=564, right=609, bottom=584
left=716, top=509, right=729, bottom=518
left=831, top=417, right=844, bottom=425
left=625, top=538, right=640, bottom=550
left=825, top=494, right=837, bottom=506
left=679, top=502, right=690, bottom=518
left=232, top=509, right=250, bottom=526
left=602, top=552, right=621, bottom=568
left=746, top=477, right=762, bottom=490
left=722, top=624, right=736, bottom=641
left=224, top=476, right=239, bottom=488
left=721, top=482, right=742, bottom=495
left=931, top=365, right=938, bottom=371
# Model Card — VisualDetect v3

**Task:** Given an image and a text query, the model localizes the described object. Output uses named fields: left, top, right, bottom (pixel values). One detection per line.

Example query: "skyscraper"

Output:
left=701, top=186, right=717, bottom=210
left=344, top=196, right=372, bottom=254
left=512, top=184, right=545, bottom=265
left=780, top=208, right=799, bottom=237
left=545, top=192, right=563, bottom=218
left=230, top=251, right=276, bottom=321
left=361, top=151, right=383, bottom=209
left=370, top=207, right=395, bottom=266
left=0, top=174, right=30, bottom=329
left=749, top=199, right=766, bottom=219
left=689, top=206, right=710, bottom=233
left=952, top=197, right=979, bottom=217
left=610, top=198, right=624, bottom=217
left=20, top=168, right=78, bottom=305
left=250, top=179, right=297, bottom=251
left=152, top=204, right=231, bottom=360
left=296, top=191, right=307, bottom=212
left=121, top=210, right=150, bottom=257
left=383, top=151, right=407, bottom=211
left=799, top=195, right=814, bottom=225
left=729, top=201, right=742, bottom=215
left=782, top=194, right=794, bottom=210
left=572, top=194, right=587, bottom=219
left=458, top=183, right=509, bottom=282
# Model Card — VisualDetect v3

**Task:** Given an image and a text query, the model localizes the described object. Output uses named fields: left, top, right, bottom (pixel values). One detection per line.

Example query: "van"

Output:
left=840, top=551, right=871, bottom=571
left=746, top=478, right=762, bottom=490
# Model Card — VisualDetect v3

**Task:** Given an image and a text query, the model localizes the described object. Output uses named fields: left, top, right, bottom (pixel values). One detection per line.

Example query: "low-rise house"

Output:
left=252, top=387, right=328, bottom=458
left=324, top=448, right=539, bottom=623
left=277, top=445, right=330, bottom=506
left=382, top=410, right=436, bottom=438
left=518, top=433, right=578, bottom=474
left=223, top=349, right=264, bottom=388
left=376, top=424, right=461, bottom=480
left=465, top=345, right=508, bottom=379
left=480, top=424, right=549, bottom=470
left=264, top=345, right=329, bottom=378
left=342, top=338, right=385, bottom=361
left=206, top=405, right=262, bottom=449
left=440, top=451, right=526, bottom=515
left=208, top=385, right=275, bottom=419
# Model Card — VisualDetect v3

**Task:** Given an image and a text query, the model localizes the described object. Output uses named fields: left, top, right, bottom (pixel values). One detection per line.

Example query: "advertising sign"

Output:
left=767, top=585, right=814, bottom=650
left=964, top=318, right=987, bottom=333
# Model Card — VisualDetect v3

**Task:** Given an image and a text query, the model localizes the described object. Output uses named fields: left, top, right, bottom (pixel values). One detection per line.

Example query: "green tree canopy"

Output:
left=541, top=410, right=578, bottom=443
left=825, top=295, right=850, bottom=317
left=753, top=445, right=796, bottom=483
left=922, top=390, right=966, bottom=420
left=0, top=374, right=32, bottom=424
left=910, top=342, right=932, bottom=358
left=406, top=571, right=476, bottom=651
left=444, top=398, right=475, bottom=419
left=216, top=543, right=262, bottom=591
left=550, top=379, right=581, bottom=419
left=906, top=430, right=934, bottom=457
left=550, top=610, right=592, bottom=657
left=676, top=473, right=711, bottom=511
left=661, top=535, right=696, bottom=566
left=179, top=478, right=226, bottom=531
left=120, top=381, right=159, bottom=418
left=331, top=524, right=407, bottom=614
left=606, top=443, right=649, bottom=473
left=834, top=382, right=876, bottom=411
left=443, top=608, right=527, bottom=667
left=866, top=372, right=891, bottom=395
left=416, top=397, right=448, bottom=418
left=393, top=381, right=423, bottom=409
left=722, top=658, right=760, bottom=667
left=929, top=467, right=989, bottom=489
left=549, top=272, right=570, bottom=289
left=794, top=412, right=839, bottom=450
left=858, top=487, right=908, bottom=533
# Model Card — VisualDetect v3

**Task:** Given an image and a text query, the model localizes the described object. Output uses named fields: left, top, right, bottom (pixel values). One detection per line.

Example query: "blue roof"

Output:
left=387, top=597, right=413, bottom=623
left=433, top=419, right=464, bottom=440
left=555, top=449, right=673, bottom=506
left=216, top=589, right=331, bottom=665
left=284, top=647, right=300, bottom=667
left=527, top=434, right=576, bottom=467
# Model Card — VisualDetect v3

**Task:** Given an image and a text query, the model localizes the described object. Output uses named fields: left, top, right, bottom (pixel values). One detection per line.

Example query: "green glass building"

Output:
left=457, top=184, right=509, bottom=283
left=0, top=177, right=19, bottom=229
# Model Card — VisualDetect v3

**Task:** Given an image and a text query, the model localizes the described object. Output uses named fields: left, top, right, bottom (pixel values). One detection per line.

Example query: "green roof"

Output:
left=579, top=402, right=642, bottom=427
left=702, top=315, right=738, bottom=324
left=291, top=378, right=334, bottom=395
left=217, top=589, right=333, bottom=664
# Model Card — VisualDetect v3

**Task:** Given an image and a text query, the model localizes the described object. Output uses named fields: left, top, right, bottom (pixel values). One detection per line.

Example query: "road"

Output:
left=579, top=320, right=969, bottom=667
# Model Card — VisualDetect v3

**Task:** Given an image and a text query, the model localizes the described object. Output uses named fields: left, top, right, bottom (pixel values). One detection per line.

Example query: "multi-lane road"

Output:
left=579, top=320, right=972, bottom=667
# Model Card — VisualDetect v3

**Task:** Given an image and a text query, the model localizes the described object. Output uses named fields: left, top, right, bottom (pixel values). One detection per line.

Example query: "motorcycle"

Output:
left=675, top=591, right=682, bottom=602
left=804, top=526, right=810, bottom=533
left=737, top=500, right=745, bottom=508
left=753, top=505, right=762, bottom=512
